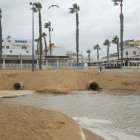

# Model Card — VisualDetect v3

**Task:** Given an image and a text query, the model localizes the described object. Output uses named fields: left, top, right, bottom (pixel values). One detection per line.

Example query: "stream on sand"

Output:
left=1, top=91, right=140, bottom=140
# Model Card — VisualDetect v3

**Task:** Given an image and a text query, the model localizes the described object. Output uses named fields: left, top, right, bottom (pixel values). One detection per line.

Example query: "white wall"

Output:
left=123, top=47, right=140, bottom=58
left=2, top=38, right=32, bottom=56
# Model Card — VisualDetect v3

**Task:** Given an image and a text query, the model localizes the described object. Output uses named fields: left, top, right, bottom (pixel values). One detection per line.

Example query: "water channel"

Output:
left=1, top=91, right=140, bottom=140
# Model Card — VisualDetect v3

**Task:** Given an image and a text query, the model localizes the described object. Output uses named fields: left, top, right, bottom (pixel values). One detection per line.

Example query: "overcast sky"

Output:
left=0, top=0, right=140, bottom=58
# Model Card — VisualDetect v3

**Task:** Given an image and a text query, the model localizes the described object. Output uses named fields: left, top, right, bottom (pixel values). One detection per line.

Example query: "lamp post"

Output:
left=0, top=8, right=2, bottom=65
left=120, top=0, right=124, bottom=68
left=30, top=2, right=35, bottom=71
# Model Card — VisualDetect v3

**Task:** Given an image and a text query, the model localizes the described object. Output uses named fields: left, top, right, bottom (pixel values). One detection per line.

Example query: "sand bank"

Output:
left=0, top=70, right=140, bottom=95
left=0, top=103, right=103, bottom=140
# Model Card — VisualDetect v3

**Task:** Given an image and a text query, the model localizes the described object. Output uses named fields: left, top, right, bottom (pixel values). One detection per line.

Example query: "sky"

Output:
left=0, top=0, right=140, bottom=59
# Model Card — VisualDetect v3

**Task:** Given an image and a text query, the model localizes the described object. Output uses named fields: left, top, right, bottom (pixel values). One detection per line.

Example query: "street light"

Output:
left=30, top=2, right=35, bottom=71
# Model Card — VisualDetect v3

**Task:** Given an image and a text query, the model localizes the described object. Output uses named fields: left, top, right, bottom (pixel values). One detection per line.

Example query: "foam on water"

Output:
left=73, top=117, right=112, bottom=125
left=73, top=117, right=140, bottom=140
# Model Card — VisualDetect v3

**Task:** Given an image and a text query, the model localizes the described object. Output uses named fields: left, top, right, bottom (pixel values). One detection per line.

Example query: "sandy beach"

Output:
left=0, top=69, right=140, bottom=140
left=0, top=69, right=140, bottom=95
left=0, top=103, right=104, bottom=140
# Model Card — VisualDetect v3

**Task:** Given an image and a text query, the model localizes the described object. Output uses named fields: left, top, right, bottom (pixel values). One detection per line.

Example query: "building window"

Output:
left=10, top=50, right=12, bottom=53
left=26, top=50, right=29, bottom=53
left=8, top=40, right=11, bottom=42
left=22, top=46, right=27, bottom=49
left=126, top=51, right=128, bottom=55
left=133, top=51, right=136, bottom=55
left=6, top=46, right=9, bottom=49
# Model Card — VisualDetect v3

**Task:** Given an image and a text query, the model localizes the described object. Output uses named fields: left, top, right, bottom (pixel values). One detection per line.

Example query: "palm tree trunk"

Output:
left=0, top=14, right=2, bottom=62
left=117, top=43, right=119, bottom=60
left=39, top=10, right=42, bottom=69
left=88, top=53, right=90, bottom=63
left=107, top=46, right=109, bottom=62
left=97, top=48, right=99, bottom=61
left=76, top=12, right=79, bottom=66
left=37, top=42, right=39, bottom=55
left=49, top=27, right=52, bottom=56
left=120, top=1, right=124, bottom=68
left=44, top=36, right=48, bottom=56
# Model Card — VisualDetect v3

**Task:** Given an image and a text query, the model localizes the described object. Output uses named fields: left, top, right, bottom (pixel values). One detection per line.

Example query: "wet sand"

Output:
left=83, top=128, right=105, bottom=140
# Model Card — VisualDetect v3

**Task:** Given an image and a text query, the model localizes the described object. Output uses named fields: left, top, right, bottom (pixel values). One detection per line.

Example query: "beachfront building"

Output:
left=101, top=39, right=140, bottom=67
left=0, top=36, right=38, bottom=69
left=123, top=40, right=140, bottom=48
left=44, top=47, right=70, bottom=68
left=123, top=46, right=140, bottom=66
left=0, top=37, right=77, bottom=69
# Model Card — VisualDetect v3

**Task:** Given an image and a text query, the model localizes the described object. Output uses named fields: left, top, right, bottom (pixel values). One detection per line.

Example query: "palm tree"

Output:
left=69, top=3, right=80, bottom=66
left=32, top=2, right=43, bottom=69
left=86, top=50, right=91, bottom=63
left=0, top=8, right=2, bottom=61
left=103, top=39, right=111, bottom=62
left=112, top=0, right=124, bottom=67
left=44, top=21, right=53, bottom=56
left=93, top=44, right=101, bottom=62
left=42, top=32, right=48, bottom=56
left=112, top=36, right=119, bottom=60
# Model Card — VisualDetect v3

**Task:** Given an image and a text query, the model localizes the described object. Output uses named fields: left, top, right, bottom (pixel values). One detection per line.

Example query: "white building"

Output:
left=0, top=37, right=37, bottom=69
left=2, top=37, right=32, bottom=56
left=101, top=46, right=140, bottom=67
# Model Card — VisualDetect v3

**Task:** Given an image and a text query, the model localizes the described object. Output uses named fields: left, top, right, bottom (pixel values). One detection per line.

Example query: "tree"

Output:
left=32, top=2, right=43, bottom=69
left=0, top=8, right=2, bottom=62
left=112, top=36, right=119, bottom=60
left=93, top=44, right=101, bottom=62
left=112, top=0, right=124, bottom=67
left=86, top=50, right=91, bottom=63
left=42, top=32, right=48, bottom=56
left=103, top=39, right=111, bottom=62
left=44, top=22, right=53, bottom=56
left=69, top=3, right=80, bottom=66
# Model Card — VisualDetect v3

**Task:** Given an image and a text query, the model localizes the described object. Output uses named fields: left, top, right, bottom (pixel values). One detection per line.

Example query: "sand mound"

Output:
left=0, top=103, right=85, bottom=140
left=0, top=70, right=140, bottom=94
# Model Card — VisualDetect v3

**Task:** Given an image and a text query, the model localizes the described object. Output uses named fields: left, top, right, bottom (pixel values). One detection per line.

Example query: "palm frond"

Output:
left=33, top=2, right=42, bottom=10
left=69, top=3, right=80, bottom=13
left=112, top=36, right=119, bottom=44
left=87, top=50, right=91, bottom=53
left=73, top=3, right=80, bottom=11
left=103, top=39, right=110, bottom=46
left=94, top=44, right=99, bottom=49
left=31, top=7, right=37, bottom=12
left=69, top=8, right=75, bottom=13
left=73, top=3, right=78, bottom=9
left=112, top=0, right=123, bottom=5
left=44, top=22, right=51, bottom=28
